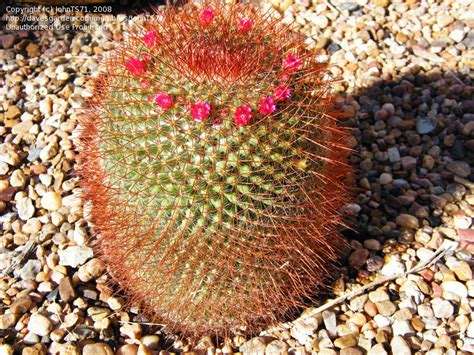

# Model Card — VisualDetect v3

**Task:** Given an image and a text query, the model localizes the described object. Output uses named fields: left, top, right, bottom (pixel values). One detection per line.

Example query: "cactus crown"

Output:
left=80, top=0, right=351, bottom=336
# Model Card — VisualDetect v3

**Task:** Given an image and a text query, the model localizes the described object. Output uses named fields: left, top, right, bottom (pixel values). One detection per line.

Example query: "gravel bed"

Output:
left=0, top=0, right=473, bottom=354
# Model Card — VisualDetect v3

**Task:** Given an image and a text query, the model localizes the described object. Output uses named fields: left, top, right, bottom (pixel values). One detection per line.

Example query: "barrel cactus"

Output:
left=79, top=0, right=351, bottom=336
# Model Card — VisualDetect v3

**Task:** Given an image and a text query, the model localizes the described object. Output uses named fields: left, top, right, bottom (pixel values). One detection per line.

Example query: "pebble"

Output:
left=58, top=245, right=94, bottom=267
left=376, top=300, right=396, bottom=316
left=0, top=34, right=16, bottom=49
left=392, top=319, right=414, bottom=336
left=446, top=161, right=471, bottom=178
left=78, top=258, right=106, bottom=282
left=445, top=258, right=472, bottom=281
left=40, top=191, right=62, bottom=211
left=348, top=248, right=369, bottom=270
left=387, top=147, right=400, bottom=162
left=27, top=313, right=53, bottom=337
left=334, top=335, right=357, bottom=349
left=380, top=255, right=406, bottom=277
left=59, top=276, right=77, bottom=303
left=390, top=336, right=411, bottom=355
left=116, top=344, right=138, bottom=355
left=379, top=173, right=393, bottom=185
left=82, top=343, right=113, bottom=355
left=120, top=322, right=142, bottom=339
left=10, top=296, right=33, bottom=314
left=17, top=197, right=35, bottom=221
left=290, top=316, right=319, bottom=345
left=441, top=281, right=468, bottom=299
left=395, top=214, right=419, bottom=229
left=265, top=340, right=289, bottom=354
left=368, top=344, right=387, bottom=355
left=432, top=299, right=454, bottom=318
left=240, top=337, right=269, bottom=354
left=416, top=118, right=436, bottom=134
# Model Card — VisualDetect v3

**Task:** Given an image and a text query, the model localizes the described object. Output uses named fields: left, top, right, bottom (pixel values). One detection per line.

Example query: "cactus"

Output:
left=79, top=0, right=351, bottom=336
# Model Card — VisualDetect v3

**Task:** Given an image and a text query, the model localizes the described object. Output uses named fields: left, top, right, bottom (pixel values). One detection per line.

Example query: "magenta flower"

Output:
left=190, top=101, right=211, bottom=121
left=238, top=17, right=253, bottom=34
left=283, top=55, right=302, bottom=71
left=153, top=92, right=174, bottom=110
left=258, top=96, right=276, bottom=115
left=234, top=105, right=252, bottom=126
left=143, top=29, right=158, bottom=48
left=125, top=57, right=146, bottom=76
left=274, top=85, right=292, bottom=101
left=200, top=7, right=215, bottom=27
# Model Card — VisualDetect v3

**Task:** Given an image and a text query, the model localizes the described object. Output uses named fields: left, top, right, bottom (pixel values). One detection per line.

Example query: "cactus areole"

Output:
left=79, top=0, right=351, bottom=336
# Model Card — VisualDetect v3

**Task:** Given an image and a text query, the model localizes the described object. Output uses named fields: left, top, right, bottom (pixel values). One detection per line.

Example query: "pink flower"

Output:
left=142, top=29, right=158, bottom=48
left=153, top=92, right=173, bottom=110
left=283, top=55, right=302, bottom=71
left=126, top=57, right=146, bottom=76
left=238, top=17, right=253, bottom=33
left=274, top=85, right=292, bottom=101
left=258, top=96, right=276, bottom=115
left=200, top=7, right=215, bottom=27
left=190, top=101, right=211, bottom=121
left=234, top=105, right=252, bottom=126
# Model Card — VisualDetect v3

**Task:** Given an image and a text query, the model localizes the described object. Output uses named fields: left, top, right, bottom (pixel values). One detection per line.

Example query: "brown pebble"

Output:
left=364, top=300, right=378, bottom=318
left=59, top=276, right=77, bottom=303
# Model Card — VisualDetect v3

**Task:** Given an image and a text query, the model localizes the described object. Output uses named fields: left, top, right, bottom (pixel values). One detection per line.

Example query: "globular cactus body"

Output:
left=80, top=0, right=351, bottom=336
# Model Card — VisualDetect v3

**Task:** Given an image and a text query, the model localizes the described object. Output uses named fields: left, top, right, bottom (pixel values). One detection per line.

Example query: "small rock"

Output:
left=78, top=258, right=106, bottom=282
left=240, top=337, right=270, bottom=354
left=59, top=276, right=77, bottom=303
left=387, top=147, right=400, bottom=162
left=82, top=343, right=113, bottom=355
left=58, top=245, right=94, bottom=268
left=416, top=117, right=436, bottom=134
left=322, top=311, right=337, bottom=337
left=265, top=340, right=289, bottom=354
left=0, top=34, right=16, bottom=49
left=432, top=299, right=454, bottom=318
left=0, top=344, right=14, bottom=355
left=334, top=335, right=357, bottom=349
left=18, top=260, right=41, bottom=280
left=400, top=156, right=417, bottom=170
left=368, top=344, right=387, bottom=355
left=17, top=197, right=35, bottom=221
left=12, top=120, right=33, bottom=135
left=390, top=336, right=411, bottom=355
left=380, top=255, right=406, bottom=277
left=379, top=173, right=393, bottom=185
left=290, top=316, right=318, bottom=345
left=140, top=335, right=160, bottom=350
left=61, top=343, right=80, bottom=355
left=40, top=191, right=62, bottom=211
left=392, top=319, right=414, bottom=336
left=25, top=43, right=40, bottom=57
left=120, top=322, right=142, bottom=339
left=10, top=296, right=33, bottom=314
left=376, top=300, right=396, bottom=316
left=441, top=280, right=468, bottom=299
left=446, top=161, right=470, bottom=178
left=446, top=258, right=472, bottom=281
left=369, top=288, right=390, bottom=303
left=395, top=214, right=419, bottom=229
left=116, top=344, right=138, bottom=355
left=27, top=313, right=52, bottom=337
left=348, top=248, right=369, bottom=270
left=374, top=0, right=389, bottom=7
